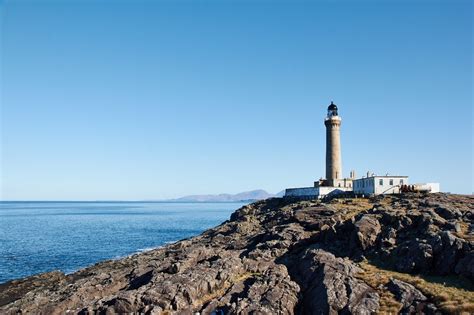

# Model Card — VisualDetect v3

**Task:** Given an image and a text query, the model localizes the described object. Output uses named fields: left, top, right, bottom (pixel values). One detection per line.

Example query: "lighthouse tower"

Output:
left=325, top=102, right=343, bottom=186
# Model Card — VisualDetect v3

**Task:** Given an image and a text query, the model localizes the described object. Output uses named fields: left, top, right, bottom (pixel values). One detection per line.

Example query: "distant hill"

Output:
left=169, top=189, right=281, bottom=202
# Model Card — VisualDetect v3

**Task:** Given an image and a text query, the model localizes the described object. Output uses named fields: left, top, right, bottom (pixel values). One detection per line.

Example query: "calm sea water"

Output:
left=0, top=201, right=246, bottom=284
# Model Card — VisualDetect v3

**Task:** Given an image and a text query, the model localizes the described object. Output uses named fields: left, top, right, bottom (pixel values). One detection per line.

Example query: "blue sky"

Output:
left=1, top=0, right=472, bottom=200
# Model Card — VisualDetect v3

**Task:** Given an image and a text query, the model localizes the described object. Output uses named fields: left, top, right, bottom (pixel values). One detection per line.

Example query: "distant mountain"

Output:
left=169, top=189, right=280, bottom=202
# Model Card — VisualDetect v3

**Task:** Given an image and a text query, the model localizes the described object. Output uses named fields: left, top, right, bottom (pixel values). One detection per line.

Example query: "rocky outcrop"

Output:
left=0, top=193, right=473, bottom=314
left=386, top=279, right=428, bottom=313
left=353, top=214, right=381, bottom=250
left=284, top=248, right=380, bottom=313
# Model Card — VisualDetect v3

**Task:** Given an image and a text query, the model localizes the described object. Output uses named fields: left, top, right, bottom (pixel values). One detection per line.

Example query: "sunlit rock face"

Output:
left=1, top=193, right=473, bottom=314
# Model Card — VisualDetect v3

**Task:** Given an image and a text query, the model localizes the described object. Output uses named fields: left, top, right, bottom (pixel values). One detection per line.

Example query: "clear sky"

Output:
left=1, top=0, right=472, bottom=200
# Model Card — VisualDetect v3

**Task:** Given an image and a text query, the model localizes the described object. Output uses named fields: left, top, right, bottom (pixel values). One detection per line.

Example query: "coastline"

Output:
left=0, top=201, right=246, bottom=284
left=1, top=193, right=473, bottom=314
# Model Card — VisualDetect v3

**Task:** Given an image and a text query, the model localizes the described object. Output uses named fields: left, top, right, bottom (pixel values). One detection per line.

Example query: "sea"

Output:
left=0, top=201, right=247, bottom=284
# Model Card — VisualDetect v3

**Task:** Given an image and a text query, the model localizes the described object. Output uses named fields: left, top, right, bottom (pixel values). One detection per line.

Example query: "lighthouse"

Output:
left=325, top=101, right=342, bottom=186
left=283, top=100, right=437, bottom=199
left=284, top=100, right=354, bottom=198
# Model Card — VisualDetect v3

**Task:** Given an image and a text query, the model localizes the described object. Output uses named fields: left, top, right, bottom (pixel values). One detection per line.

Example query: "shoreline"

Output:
left=0, top=202, right=243, bottom=285
left=1, top=193, right=473, bottom=314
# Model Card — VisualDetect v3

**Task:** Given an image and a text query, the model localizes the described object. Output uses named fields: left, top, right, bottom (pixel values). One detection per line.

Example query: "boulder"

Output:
left=434, top=206, right=462, bottom=220
left=353, top=214, right=382, bottom=250
left=295, top=249, right=380, bottom=314
left=393, top=241, right=433, bottom=273
left=432, top=231, right=466, bottom=275
left=386, top=278, right=427, bottom=312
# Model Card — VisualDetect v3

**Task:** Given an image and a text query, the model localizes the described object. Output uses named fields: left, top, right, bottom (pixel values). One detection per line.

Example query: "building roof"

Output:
left=354, top=175, right=409, bottom=180
left=328, top=101, right=338, bottom=111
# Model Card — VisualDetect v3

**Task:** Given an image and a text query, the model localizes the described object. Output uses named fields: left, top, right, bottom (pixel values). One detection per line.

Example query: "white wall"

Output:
left=417, top=183, right=440, bottom=193
left=374, top=177, right=408, bottom=195
left=354, top=177, right=409, bottom=195
left=318, top=186, right=352, bottom=197
left=285, top=187, right=318, bottom=197
left=353, top=177, right=375, bottom=195
left=285, top=186, right=351, bottom=198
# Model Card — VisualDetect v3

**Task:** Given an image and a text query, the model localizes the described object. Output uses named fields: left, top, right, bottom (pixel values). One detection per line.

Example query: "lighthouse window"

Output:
left=389, top=179, right=394, bottom=185
left=379, top=179, right=383, bottom=185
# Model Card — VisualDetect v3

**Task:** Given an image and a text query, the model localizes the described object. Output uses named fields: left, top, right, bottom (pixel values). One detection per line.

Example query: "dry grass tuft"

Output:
left=357, top=261, right=474, bottom=314
left=356, top=263, right=403, bottom=314
left=329, top=198, right=372, bottom=221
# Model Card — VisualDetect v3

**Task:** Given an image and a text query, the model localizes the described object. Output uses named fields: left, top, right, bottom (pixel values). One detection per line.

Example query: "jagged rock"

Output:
left=353, top=214, right=381, bottom=250
left=393, top=241, right=433, bottom=273
left=435, top=205, right=462, bottom=220
left=386, top=278, right=427, bottom=313
left=0, top=193, right=472, bottom=314
left=286, top=248, right=380, bottom=313
left=432, top=231, right=466, bottom=275
left=445, top=220, right=462, bottom=233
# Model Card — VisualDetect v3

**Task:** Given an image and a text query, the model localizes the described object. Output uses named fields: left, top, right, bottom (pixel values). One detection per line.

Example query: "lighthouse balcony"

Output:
left=324, top=116, right=341, bottom=122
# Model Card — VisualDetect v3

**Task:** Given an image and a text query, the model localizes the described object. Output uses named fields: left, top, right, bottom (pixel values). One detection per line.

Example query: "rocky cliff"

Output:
left=1, top=193, right=473, bottom=314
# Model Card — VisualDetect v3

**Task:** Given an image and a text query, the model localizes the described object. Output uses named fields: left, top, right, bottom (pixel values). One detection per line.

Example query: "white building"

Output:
left=285, top=186, right=352, bottom=199
left=353, top=175, right=409, bottom=195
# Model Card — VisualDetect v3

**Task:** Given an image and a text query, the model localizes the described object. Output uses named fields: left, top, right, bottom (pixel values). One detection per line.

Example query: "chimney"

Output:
left=350, top=170, right=356, bottom=179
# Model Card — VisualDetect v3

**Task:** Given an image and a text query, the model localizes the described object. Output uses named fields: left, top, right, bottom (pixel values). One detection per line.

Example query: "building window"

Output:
left=389, top=179, right=394, bottom=185
left=379, top=179, right=383, bottom=185
left=400, top=179, right=404, bottom=185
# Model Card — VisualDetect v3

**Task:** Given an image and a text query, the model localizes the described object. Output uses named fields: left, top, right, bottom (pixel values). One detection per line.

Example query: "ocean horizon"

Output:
left=0, top=201, right=247, bottom=284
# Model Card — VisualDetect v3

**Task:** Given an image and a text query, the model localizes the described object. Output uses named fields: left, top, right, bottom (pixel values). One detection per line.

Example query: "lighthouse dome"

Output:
left=327, top=101, right=338, bottom=117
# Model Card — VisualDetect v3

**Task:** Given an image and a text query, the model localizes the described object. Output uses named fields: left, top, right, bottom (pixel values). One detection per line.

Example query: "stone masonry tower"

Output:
left=325, top=102, right=342, bottom=185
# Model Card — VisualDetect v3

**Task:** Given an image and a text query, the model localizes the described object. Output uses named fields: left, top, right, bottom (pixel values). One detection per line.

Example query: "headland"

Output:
left=0, top=193, right=473, bottom=314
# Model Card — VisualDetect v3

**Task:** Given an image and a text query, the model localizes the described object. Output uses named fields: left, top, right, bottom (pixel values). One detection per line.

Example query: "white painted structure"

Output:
left=412, top=183, right=440, bottom=193
left=353, top=176, right=409, bottom=195
left=285, top=186, right=352, bottom=199
left=424, top=183, right=440, bottom=193
left=285, top=187, right=318, bottom=198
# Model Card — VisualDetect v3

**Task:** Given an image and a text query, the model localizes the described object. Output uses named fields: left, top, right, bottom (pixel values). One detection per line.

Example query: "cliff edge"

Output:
left=1, top=193, right=473, bottom=314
